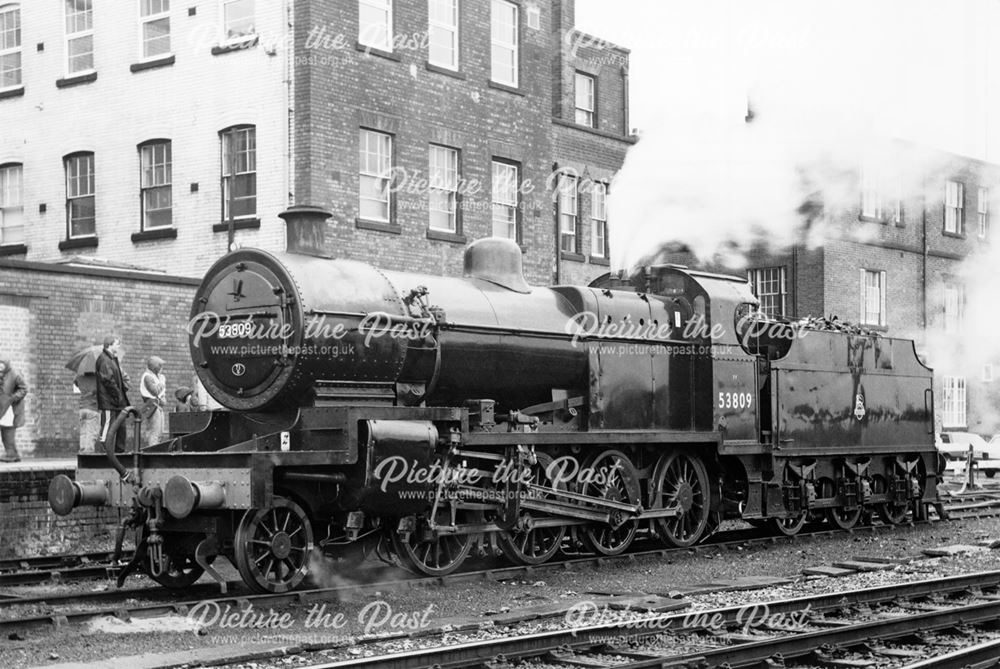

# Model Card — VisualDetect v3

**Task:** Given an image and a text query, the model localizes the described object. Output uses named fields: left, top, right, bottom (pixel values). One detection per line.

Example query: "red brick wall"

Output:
left=0, top=467, right=119, bottom=558
left=0, top=260, right=198, bottom=456
left=292, top=0, right=632, bottom=288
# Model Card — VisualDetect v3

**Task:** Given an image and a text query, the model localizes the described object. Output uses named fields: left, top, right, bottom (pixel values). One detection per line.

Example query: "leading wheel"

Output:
left=389, top=508, right=476, bottom=576
left=580, top=449, right=641, bottom=556
left=234, top=497, right=315, bottom=593
left=497, top=453, right=566, bottom=565
left=141, top=530, right=208, bottom=589
left=651, top=452, right=711, bottom=547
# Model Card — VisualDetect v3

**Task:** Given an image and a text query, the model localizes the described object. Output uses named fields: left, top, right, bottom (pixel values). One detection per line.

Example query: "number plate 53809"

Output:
left=718, top=392, right=753, bottom=410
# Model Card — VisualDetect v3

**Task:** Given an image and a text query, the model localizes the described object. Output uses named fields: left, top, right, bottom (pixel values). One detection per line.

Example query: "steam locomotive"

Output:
left=50, top=208, right=939, bottom=593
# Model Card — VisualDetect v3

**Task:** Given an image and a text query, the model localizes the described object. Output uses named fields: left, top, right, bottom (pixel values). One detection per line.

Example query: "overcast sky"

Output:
left=575, top=0, right=1000, bottom=162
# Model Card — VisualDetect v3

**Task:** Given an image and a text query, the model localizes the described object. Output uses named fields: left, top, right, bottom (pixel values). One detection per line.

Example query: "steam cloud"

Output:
left=583, top=0, right=1000, bottom=429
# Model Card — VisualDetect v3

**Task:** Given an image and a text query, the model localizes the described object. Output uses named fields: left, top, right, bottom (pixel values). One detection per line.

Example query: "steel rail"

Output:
left=0, top=501, right=985, bottom=614
left=1, top=489, right=983, bottom=587
left=0, top=550, right=131, bottom=575
left=896, top=639, right=1000, bottom=669
left=296, top=570, right=1000, bottom=669
left=0, top=518, right=939, bottom=632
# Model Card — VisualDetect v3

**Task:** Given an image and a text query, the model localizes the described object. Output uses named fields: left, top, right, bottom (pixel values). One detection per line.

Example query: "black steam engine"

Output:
left=50, top=207, right=939, bottom=593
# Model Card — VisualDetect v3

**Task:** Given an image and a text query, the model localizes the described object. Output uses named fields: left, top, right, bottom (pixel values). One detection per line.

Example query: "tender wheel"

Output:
left=871, top=474, right=909, bottom=525
left=580, top=449, right=641, bottom=556
left=234, top=497, right=315, bottom=593
left=651, top=452, right=711, bottom=547
left=827, top=505, right=862, bottom=529
left=770, top=513, right=807, bottom=537
left=817, top=477, right=861, bottom=530
left=389, top=508, right=475, bottom=576
left=497, top=453, right=566, bottom=565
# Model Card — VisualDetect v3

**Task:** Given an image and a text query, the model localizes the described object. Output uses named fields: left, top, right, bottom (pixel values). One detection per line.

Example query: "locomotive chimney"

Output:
left=279, top=205, right=332, bottom=257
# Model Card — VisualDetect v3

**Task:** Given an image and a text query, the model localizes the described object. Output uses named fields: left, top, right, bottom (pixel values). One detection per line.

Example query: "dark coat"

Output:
left=95, top=350, right=130, bottom=411
left=0, top=361, right=28, bottom=429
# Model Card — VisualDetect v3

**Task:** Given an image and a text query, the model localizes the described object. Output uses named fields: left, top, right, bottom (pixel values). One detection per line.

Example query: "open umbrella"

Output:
left=66, top=344, right=103, bottom=376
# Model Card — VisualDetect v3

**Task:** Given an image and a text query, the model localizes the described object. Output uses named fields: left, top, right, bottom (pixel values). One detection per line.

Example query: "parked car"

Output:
left=937, top=432, right=1000, bottom=477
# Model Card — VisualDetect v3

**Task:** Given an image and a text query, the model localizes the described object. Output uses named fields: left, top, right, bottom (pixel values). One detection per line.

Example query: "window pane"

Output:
left=0, top=163, right=23, bottom=245
left=359, top=0, right=391, bottom=50
left=0, top=52, right=20, bottom=88
left=65, top=0, right=93, bottom=33
left=70, top=196, right=96, bottom=236
left=68, top=34, right=94, bottom=72
left=221, top=128, right=256, bottom=218
left=143, top=17, right=171, bottom=57
left=225, top=0, right=255, bottom=39
left=141, top=0, right=170, bottom=17
left=749, top=267, right=786, bottom=318
left=0, top=7, right=20, bottom=50
left=428, top=0, right=456, bottom=68
left=490, top=0, right=517, bottom=86
left=491, top=161, right=517, bottom=239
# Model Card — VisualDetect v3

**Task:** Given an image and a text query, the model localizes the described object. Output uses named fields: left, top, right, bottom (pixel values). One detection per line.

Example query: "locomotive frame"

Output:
left=50, top=230, right=940, bottom=594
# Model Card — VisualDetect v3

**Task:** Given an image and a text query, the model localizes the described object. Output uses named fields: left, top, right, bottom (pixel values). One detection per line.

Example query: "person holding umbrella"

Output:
left=95, top=336, right=130, bottom=452
left=66, top=344, right=102, bottom=454
left=0, top=358, right=28, bottom=462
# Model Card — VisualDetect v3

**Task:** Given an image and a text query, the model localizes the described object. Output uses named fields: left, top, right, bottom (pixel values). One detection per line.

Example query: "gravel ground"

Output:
left=1, top=514, right=999, bottom=669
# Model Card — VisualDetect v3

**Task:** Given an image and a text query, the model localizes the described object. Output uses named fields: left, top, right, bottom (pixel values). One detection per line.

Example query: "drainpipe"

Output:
left=553, top=162, right=561, bottom=284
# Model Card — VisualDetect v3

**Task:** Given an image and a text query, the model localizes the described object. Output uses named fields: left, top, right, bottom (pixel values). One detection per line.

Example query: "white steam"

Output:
left=598, top=0, right=997, bottom=270
left=579, top=0, right=1000, bottom=429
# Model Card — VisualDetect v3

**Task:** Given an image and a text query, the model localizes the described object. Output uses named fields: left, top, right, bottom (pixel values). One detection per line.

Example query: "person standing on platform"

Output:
left=0, top=358, right=27, bottom=463
left=96, top=336, right=130, bottom=452
left=139, top=356, right=166, bottom=447
left=75, top=373, right=100, bottom=453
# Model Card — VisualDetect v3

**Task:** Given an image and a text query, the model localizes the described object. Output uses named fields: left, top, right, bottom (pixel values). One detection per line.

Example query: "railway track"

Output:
left=293, top=570, right=1000, bottom=669
left=1, top=495, right=996, bottom=596
left=0, top=504, right=992, bottom=634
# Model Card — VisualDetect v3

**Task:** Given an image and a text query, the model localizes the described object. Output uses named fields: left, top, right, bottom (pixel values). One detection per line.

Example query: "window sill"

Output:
left=355, top=42, right=401, bottom=61
left=130, top=54, right=175, bottom=73
left=59, top=236, right=98, bottom=251
left=0, top=243, right=27, bottom=256
left=212, top=218, right=261, bottom=233
left=425, top=62, right=465, bottom=79
left=588, top=255, right=610, bottom=266
left=0, top=86, right=24, bottom=100
left=859, top=323, right=889, bottom=332
left=356, top=218, right=401, bottom=234
left=551, top=118, right=637, bottom=143
left=941, top=230, right=965, bottom=239
left=426, top=229, right=466, bottom=244
left=488, top=80, right=523, bottom=96
left=561, top=252, right=586, bottom=263
left=56, top=71, right=98, bottom=89
left=132, top=227, right=177, bottom=243
left=211, top=35, right=259, bottom=55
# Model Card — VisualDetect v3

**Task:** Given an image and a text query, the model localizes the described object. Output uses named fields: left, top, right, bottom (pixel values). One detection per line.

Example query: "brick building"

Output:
left=0, top=0, right=633, bottom=455
left=661, top=141, right=1000, bottom=436
left=0, top=0, right=633, bottom=284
